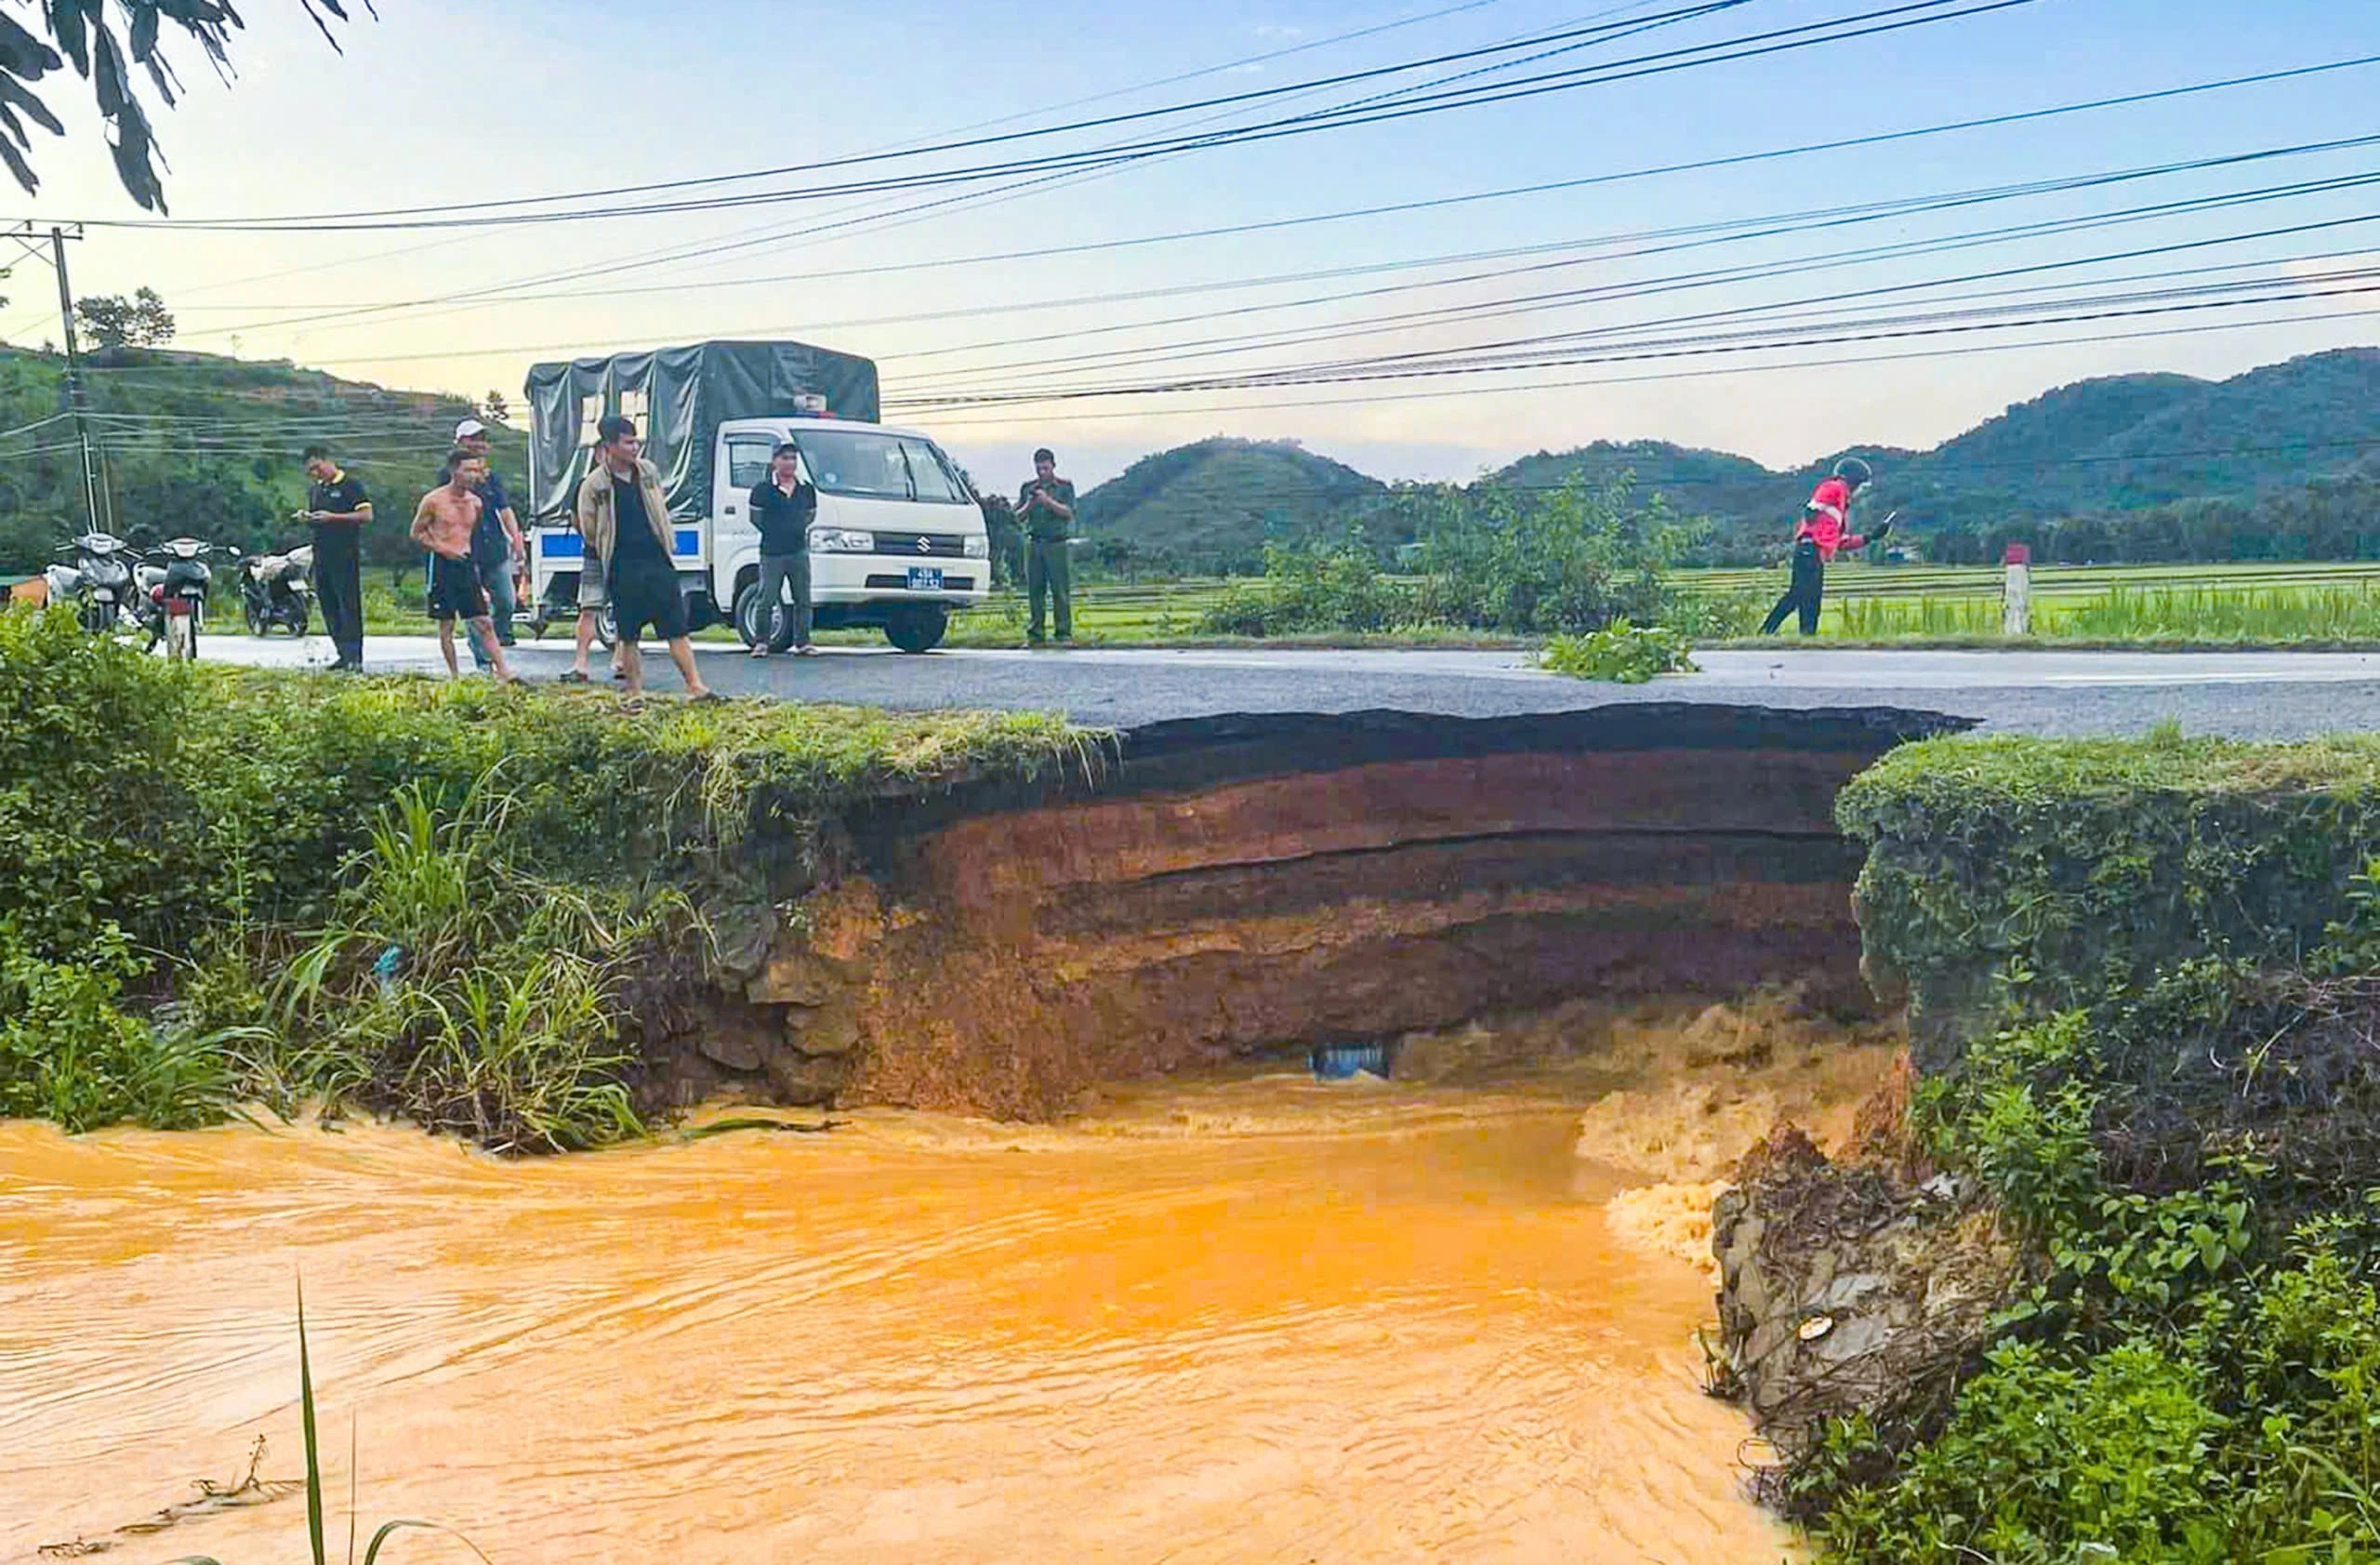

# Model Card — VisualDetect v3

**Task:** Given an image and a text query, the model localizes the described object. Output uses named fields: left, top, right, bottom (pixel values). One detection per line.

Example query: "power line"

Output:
left=212, top=145, right=2380, bottom=373
left=82, top=2, right=1756, bottom=229
left=60, top=0, right=2047, bottom=234
left=891, top=282, right=2380, bottom=409
left=910, top=308, right=2380, bottom=430
left=892, top=192, right=2380, bottom=400
left=886, top=160, right=2380, bottom=390
left=164, top=49, right=2380, bottom=354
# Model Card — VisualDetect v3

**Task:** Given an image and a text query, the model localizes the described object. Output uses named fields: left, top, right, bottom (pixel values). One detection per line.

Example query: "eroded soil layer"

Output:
left=677, top=706, right=1960, bottom=1118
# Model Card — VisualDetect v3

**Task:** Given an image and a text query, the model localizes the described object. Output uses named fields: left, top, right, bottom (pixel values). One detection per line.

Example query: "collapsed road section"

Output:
left=666, top=704, right=1966, bottom=1119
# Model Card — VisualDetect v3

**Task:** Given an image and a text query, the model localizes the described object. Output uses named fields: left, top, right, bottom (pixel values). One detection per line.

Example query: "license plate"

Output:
left=906, top=567, right=944, bottom=591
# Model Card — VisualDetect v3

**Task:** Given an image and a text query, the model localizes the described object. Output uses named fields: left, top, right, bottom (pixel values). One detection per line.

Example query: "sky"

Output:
left=3, top=0, right=2377, bottom=490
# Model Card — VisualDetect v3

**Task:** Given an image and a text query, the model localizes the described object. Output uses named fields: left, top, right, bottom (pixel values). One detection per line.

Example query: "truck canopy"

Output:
left=523, top=339, right=881, bottom=523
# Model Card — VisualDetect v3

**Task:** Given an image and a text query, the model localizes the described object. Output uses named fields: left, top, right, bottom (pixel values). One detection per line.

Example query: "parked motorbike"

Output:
left=137, top=538, right=219, bottom=660
left=238, top=543, right=314, bottom=636
left=43, top=532, right=141, bottom=635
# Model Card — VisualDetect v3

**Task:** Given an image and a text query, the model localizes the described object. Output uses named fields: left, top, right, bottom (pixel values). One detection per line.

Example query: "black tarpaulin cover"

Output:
left=523, top=339, right=881, bottom=522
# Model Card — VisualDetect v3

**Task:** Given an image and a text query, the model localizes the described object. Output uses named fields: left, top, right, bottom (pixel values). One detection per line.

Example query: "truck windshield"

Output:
left=795, top=430, right=971, bottom=505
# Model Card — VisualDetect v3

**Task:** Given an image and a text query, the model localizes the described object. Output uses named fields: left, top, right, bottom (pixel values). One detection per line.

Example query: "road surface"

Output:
left=203, top=635, right=2380, bottom=738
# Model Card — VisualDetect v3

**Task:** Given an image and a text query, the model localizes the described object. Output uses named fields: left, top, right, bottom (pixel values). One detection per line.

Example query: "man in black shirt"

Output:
left=747, top=441, right=817, bottom=657
left=301, top=444, right=371, bottom=670
left=1017, top=446, right=1076, bottom=645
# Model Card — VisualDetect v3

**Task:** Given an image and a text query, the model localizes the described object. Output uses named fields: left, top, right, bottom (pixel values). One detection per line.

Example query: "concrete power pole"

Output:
left=50, top=226, right=101, bottom=537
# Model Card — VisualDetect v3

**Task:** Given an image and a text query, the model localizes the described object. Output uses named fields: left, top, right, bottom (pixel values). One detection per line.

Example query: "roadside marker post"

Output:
left=2003, top=543, right=2032, bottom=637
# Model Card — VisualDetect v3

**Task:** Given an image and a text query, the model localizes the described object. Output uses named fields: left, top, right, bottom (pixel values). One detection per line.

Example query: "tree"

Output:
left=74, top=287, right=174, bottom=349
left=0, top=3, right=364, bottom=211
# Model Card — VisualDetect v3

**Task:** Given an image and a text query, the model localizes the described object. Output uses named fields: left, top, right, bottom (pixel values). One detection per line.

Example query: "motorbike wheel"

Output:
left=78, top=599, right=109, bottom=635
left=293, top=603, right=311, bottom=639
left=245, top=598, right=265, bottom=636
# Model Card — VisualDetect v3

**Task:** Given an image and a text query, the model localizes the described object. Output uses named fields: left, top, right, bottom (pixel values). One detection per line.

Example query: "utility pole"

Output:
left=50, top=226, right=101, bottom=537
left=2, top=220, right=99, bottom=535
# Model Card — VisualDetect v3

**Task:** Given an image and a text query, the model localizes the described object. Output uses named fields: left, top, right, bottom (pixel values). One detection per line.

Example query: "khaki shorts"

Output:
left=576, top=567, right=608, bottom=610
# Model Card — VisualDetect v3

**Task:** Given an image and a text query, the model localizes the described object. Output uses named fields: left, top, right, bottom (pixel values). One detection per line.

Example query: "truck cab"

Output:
left=713, top=418, right=989, bottom=653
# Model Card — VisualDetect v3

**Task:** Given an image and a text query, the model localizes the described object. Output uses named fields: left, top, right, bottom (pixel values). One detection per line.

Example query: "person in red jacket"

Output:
left=1760, top=457, right=1890, bottom=635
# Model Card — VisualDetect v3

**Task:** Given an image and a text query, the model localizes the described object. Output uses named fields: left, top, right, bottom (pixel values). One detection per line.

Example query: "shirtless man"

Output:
left=410, top=450, right=519, bottom=682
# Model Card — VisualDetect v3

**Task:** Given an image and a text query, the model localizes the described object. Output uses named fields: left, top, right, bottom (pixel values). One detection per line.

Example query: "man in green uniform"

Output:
left=1017, top=446, right=1076, bottom=646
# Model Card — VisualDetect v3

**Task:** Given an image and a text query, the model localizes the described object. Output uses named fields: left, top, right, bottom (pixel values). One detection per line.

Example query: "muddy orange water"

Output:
left=0, top=1070, right=1806, bottom=1565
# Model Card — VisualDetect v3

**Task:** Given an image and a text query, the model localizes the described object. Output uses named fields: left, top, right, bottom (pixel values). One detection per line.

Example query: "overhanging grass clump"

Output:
left=0, top=605, right=1090, bottom=1147
left=1837, top=729, right=2380, bottom=1061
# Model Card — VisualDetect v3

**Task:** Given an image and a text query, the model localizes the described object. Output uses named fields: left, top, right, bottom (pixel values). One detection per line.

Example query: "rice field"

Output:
left=350, top=561, right=2380, bottom=647
left=1699, top=560, right=2380, bottom=643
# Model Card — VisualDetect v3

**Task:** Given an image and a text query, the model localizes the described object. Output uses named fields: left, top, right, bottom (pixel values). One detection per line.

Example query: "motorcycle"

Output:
left=238, top=543, right=314, bottom=636
left=43, top=532, right=141, bottom=635
left=137, top=538, right=219, bottom=660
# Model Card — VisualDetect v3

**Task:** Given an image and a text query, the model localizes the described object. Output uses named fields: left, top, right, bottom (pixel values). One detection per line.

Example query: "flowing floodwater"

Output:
left=0, top=1040, right=1864, bottom=1565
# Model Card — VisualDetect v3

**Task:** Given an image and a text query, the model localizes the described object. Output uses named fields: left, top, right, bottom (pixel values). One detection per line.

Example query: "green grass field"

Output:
left=1687, top=559, right=2380, bottom=643
left=338, top=561, right=2380, bottom=652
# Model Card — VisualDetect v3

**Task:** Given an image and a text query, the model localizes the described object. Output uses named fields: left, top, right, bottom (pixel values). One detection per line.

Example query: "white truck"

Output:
left=522, top=339, right=990, bottom=653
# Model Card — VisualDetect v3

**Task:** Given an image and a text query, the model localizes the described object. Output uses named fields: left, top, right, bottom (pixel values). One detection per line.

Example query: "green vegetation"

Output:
left=1837, top=731, right=2380, bottom=1039
left=1797, top=736, right=2380, bottom=1561
left=1190, top=477, right=1705, bottom=640
left=1796, top=984, right=2380, bottom=1563
left=0, top=348, right=519, bottom=582
left=1538, top=621, right=1697, bottom=683
left=0, top=603, right=1084, bottom=1147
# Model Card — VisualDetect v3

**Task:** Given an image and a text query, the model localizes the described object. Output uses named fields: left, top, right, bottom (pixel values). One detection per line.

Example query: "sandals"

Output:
left=689, top=690, right=725, bottom=704
left=558, top=670, right=591, bottom=683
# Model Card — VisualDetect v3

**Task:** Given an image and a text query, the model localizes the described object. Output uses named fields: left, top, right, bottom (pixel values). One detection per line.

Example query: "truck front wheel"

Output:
left=883, top=603, right=947, bottom=654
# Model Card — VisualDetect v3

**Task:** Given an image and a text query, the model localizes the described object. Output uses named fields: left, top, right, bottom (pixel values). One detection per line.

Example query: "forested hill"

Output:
left=0, top=348, right=522, bottom=578
left=1497, top=348, right=2380, bottom=562
left=1073, top=437, right=1387, bottom=574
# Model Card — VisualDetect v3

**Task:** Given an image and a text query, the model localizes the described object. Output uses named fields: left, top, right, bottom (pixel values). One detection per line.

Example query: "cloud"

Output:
left=1254, top=23, right=1308, bottom=38
left=1225, top=64, right=1266, bottom=74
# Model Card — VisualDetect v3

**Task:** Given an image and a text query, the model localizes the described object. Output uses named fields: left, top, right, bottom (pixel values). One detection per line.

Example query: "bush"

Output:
left=1194, top=535, right=1417, bottom=636
left=1409, top=476, right=1700, bottom=635
left=0, top=603, right=1087, bottom=1144
left=1538, top=620, right=1697, bottom=683
left=0, top=919, right=232, bottom=1132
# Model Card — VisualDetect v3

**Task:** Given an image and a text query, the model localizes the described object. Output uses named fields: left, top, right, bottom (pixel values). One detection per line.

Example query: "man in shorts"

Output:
left=575, top=415, right=714, bottom=703
left=440, top=418, right=523, bottom=662
left=411, top=450, right=520, bottom=683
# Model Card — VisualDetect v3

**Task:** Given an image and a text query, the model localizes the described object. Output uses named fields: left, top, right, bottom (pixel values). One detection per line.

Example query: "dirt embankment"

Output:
left=645, top=706, right=1959, bottom=1120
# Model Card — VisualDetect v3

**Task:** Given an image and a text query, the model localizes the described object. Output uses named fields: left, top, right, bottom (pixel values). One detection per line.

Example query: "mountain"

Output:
left=0, top=348, right=522, bottom=579
left=1074, top=437, right=1387, bottom=574
left=1498, top=349, right=2380, bottom=561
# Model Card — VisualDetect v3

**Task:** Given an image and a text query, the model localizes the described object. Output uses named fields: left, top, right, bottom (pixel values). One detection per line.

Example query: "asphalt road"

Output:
left=203, top=634, right=2380, bottom=738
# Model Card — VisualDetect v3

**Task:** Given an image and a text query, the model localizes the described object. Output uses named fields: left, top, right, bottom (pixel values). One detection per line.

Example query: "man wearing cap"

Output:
left=436, top=418, right=525, bottom=660
left=1016, top=446, right=1076, bottom=645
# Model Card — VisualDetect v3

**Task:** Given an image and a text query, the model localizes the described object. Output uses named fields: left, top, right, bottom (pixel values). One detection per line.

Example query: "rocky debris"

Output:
left=1712, top=1125, right=2018, bottom=1464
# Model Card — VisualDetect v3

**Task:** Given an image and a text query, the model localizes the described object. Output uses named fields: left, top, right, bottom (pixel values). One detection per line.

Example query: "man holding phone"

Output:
left=1016, top=446, right=1076, bottom=646
left=747, top=441, right=818, bottom=657
left=301, top=444, right=371, bottom=670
